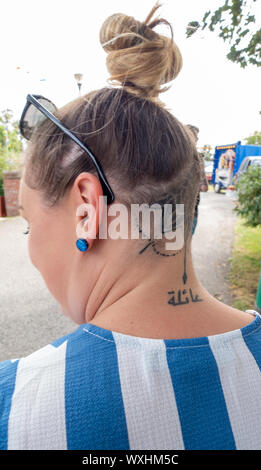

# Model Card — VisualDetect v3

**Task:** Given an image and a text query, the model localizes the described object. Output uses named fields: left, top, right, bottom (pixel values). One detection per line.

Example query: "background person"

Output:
left=0, top=4, right=260, bottom=451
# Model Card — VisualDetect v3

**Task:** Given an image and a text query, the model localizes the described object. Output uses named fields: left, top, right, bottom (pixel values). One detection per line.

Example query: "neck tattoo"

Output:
left=182, top=240, right=187, bottom=285
left=167, top=288, right=203, bottom=307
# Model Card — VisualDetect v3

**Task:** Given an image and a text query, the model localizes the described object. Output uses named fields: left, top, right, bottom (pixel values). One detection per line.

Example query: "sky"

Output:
left=1, top=0, right=261, bottom=151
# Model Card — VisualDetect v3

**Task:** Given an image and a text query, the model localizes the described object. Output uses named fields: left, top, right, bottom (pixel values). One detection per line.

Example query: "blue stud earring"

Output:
left=76, top=239, right=89, bottom=252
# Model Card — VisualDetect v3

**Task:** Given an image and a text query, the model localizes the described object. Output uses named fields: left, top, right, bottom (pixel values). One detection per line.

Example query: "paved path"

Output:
left=0, top=191, right=237, bottom=360
left=191, top=191, right=237, bottom=306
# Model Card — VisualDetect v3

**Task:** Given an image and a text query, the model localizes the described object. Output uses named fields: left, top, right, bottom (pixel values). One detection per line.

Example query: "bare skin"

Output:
left=19, top=170, right=254, bottom=340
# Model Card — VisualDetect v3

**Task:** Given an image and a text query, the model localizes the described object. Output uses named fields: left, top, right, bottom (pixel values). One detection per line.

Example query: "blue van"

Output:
left=212, top=141, right=261, bottom=193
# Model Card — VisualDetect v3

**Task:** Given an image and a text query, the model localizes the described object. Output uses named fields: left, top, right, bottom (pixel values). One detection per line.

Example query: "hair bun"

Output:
left=99, top=3, right=183, bottom=100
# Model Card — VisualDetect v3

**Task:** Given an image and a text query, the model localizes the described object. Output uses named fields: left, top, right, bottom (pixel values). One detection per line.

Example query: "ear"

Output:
left=74, top=173, right=104, bottom=247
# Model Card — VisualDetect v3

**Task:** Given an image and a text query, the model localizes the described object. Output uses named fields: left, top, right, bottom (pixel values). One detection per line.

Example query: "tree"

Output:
left=0, top=109, right=23, bottom=196
left=0, top=109, right=23, bottom=155
left=234, top=165, right=261, bottom=226
left=186, top=0, right=261, bottom=68
left=244, top=131, right=261, bottom=145
left=199, top=144, right=213, bottom=161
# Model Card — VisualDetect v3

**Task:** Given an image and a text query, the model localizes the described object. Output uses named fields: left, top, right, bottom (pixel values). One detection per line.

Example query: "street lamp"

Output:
left=74, top=73, right=83, bottom=96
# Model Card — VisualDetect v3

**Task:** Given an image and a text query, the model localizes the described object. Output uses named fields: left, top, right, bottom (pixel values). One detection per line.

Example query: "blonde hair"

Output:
left=100, top=2, right=183, bottom=103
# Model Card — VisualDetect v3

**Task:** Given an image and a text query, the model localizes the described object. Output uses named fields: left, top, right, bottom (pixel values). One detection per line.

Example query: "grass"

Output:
left=229, top=216, right=261, bottom=311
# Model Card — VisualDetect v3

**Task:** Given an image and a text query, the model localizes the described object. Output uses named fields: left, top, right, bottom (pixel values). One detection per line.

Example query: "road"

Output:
left=0, top=191, right=237, bottom=361
left=191, top=190, right=237, bottom=306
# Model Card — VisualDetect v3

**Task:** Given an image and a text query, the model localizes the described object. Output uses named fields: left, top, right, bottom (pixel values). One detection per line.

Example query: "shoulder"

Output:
left=0, top=330, right=74, bottom=412
left=0, top=326, right=96, bottom=450
left=0, top=326, right=86, bottom=382
left=0, top=323, right=107, bottom=405
left=0, top=341, right=67, bottom=410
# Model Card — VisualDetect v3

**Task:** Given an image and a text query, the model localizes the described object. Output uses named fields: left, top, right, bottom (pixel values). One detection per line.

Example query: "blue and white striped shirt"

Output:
left=1, top=309, right=261, bottom=450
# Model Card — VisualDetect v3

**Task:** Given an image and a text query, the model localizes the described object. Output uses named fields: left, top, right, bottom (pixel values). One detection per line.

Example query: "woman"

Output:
left=1, top=4, right=260, bottom=450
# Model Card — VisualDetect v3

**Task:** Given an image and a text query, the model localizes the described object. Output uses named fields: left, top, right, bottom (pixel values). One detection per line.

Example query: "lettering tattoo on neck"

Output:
left=168, top=288, right=203, bottom=307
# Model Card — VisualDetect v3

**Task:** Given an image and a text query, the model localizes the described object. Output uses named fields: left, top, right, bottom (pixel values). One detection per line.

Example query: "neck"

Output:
left=84, top=238, right=214, bottom=336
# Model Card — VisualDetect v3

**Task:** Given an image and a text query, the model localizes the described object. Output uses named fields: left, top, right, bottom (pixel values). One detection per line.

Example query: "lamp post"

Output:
left=74, top=73, right=83, bottom=96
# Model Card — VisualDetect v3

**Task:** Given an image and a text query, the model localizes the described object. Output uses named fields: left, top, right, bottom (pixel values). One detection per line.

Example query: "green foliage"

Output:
left=0, top=109, right=23, bottom=180
left=244, top=131, right=261, bottom=145
left=229, top=216, right=261, bottom=310
left=186, top=21, right=200, bottom=38
left=0, top=126, right=6, bottom=148
left=0, top=177, right=4, bottom=197
left=0, top=109, right=23, bottom=155
left=186, top=0, right=261, bottom=68
left=0, top=150, right=5, bottom=196
left=199, top=144, right=213, bottom=161
left=234, top=165, right=261, bottom=226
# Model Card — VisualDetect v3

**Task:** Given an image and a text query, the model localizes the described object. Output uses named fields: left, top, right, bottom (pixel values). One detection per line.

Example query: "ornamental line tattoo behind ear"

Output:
left=136, top=212, right=183, bottom=258
left=138, top=232, right=183, bottom=257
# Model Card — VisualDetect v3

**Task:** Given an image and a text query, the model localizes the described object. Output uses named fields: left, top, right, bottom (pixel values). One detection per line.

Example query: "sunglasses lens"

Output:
left=20, top=98, right=57, bottom=140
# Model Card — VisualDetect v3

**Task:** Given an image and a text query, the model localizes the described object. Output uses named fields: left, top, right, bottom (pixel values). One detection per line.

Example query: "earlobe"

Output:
left=76, top=238, right=89, bottom=252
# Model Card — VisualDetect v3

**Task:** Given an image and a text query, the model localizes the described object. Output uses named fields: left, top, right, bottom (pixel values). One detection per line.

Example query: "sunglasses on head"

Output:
left=19, top=94, right=115, bottom=205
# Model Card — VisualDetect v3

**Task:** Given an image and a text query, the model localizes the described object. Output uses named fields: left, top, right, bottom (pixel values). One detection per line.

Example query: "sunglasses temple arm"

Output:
left=27, top=95, right=114, bottom=204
